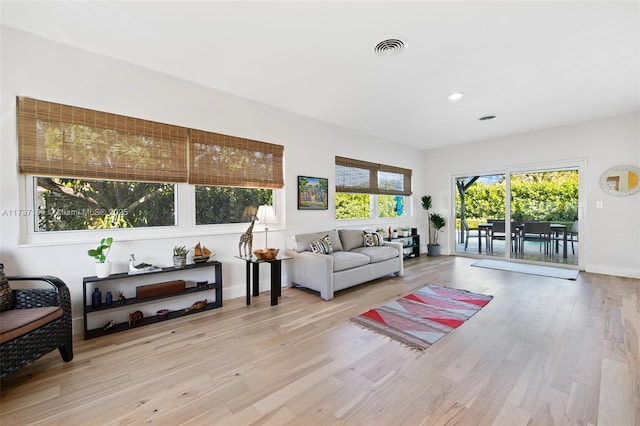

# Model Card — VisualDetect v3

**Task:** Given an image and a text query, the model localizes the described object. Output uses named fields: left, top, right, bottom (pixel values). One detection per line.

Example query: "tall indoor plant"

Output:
left=421, top=195, right=447, bottom=256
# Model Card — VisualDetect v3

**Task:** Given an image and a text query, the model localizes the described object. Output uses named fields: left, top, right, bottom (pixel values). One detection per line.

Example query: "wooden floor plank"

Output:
left=1, top=256, right=638, bottom=425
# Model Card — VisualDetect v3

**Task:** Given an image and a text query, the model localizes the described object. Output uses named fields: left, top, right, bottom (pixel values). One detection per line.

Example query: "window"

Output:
left=335, top=156, right=411, bottom=220
left=195, top=186, right=273, bottom=225
left=35, top=177, right=176, bottom=231
left=17, top=97, right=284, bottom=233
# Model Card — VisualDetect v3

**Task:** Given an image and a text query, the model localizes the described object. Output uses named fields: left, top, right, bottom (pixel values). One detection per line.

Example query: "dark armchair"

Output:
left=1, top=273, right=73, bottom=379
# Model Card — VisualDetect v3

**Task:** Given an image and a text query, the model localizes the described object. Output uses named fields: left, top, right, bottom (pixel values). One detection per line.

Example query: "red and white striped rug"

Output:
left=351, top=285, right=493, bottom=350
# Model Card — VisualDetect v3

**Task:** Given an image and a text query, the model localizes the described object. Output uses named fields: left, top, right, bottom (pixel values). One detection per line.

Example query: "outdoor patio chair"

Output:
left=521, top=221, right=552, bottom=254
left=460, top=218, right=479, bottom=250
left=489, top=221, right=519, bottom=253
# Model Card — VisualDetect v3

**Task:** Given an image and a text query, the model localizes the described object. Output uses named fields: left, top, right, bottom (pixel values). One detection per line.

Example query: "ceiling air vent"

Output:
left=374, top=38, right=405, bottom=57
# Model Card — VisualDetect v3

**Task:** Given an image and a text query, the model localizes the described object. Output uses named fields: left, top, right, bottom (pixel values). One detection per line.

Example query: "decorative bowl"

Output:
left=253, top=248, right=279, bottom=261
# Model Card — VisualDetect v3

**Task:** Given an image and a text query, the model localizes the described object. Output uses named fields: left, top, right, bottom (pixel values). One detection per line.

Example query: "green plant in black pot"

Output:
left=421, top=195, right=446, bottom=256
left=429, top=213, right=446, bottom=246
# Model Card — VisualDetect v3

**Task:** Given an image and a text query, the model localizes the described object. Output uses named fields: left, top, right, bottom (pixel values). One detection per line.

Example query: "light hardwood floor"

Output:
left=1, top=256, right=638, bottom=425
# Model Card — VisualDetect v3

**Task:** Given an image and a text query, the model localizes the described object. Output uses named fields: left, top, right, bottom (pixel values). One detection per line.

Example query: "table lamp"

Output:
left=256, top=205, right=278, bottom=248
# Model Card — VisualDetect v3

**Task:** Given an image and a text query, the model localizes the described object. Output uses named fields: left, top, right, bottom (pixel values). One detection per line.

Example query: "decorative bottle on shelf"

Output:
left=105, top=291, right=113, bottom=306
left=92, top=288, right=102, bottom=308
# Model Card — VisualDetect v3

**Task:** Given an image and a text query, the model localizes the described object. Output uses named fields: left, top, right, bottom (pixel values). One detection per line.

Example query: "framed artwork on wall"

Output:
left=298, top=176, right=328, bottom=210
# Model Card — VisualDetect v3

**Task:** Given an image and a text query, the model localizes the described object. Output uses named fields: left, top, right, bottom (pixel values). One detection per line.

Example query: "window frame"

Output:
left=19, top=175, right=283, bottom=246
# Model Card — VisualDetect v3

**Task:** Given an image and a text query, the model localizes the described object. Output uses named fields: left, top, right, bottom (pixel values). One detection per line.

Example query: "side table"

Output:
left=234, top=255, right=291, bottom=306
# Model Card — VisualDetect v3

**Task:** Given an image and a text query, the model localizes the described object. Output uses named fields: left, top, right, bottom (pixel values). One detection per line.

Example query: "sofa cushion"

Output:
left=339, top=229, right=367, bottom=251
left=351, top=245, right=399, bottom=264
left=295, top=229, right=343, bottom=252
left=0, top=307, right=63, bottom=344
left=310, top=235, right=333, bottom=254
left=331, top=251, right=371, bottom=272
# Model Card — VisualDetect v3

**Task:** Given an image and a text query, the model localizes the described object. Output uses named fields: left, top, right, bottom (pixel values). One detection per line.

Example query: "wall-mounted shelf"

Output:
left=82, top=261, right=222, bottom=339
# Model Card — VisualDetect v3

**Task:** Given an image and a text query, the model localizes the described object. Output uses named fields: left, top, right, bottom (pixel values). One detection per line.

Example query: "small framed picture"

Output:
left=298, top=176, right=328, bottom=210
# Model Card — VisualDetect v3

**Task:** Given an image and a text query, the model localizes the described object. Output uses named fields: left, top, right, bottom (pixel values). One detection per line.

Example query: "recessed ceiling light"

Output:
left=479, top=115, right=497, bottom=121
left=448, top=92, right=464, bottom=101
left=374, top=38, right=405, bottom=57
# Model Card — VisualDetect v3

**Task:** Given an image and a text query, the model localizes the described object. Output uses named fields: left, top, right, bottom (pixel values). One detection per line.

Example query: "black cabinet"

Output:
left=390, top=234, right=420, bottom=259
left=83, top=261, right=222, bottom=339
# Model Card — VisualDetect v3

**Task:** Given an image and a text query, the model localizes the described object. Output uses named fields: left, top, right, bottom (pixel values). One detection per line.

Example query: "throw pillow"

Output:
left=310, top=235, right=333, bottom=254
left=363, top=231, right=384, bottom=247
left=0, top=263, right=14, bottom=312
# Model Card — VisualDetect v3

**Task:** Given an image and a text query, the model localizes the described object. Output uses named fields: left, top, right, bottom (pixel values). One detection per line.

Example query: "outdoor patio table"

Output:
left=551, top=224, right=568, bottom=258
left=477, top=223, right=492, bottom=253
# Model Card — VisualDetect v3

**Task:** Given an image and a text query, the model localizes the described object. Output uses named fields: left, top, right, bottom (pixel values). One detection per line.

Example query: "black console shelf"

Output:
left=83, top=261, right=222, bottom=339
left=390, top=234, right=420, bottom=259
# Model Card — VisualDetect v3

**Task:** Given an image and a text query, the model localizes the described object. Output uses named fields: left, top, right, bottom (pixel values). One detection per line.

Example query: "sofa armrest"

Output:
left=285, top=250, right=335, bottom=300
left=382, top=241, right=404, bottom=276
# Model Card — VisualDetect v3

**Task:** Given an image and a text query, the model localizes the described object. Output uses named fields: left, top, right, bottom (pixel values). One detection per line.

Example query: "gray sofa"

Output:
left=286, top=229, right=403, bottom=300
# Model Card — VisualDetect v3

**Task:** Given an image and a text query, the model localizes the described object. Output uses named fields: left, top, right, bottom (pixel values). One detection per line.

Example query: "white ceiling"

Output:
left=2, top=1, right=639, bottom=150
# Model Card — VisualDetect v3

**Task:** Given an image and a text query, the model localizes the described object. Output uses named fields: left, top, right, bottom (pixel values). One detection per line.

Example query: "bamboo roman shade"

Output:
left=335, top=156, right=412, bottom=196
left=17, top=97, right=188, bottom=183
left=17, top=97, right=284, bottom=189
left=189, top=129, right=284, bottom=189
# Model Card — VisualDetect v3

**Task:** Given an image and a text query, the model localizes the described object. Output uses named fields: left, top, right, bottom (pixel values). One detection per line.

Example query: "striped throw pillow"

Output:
left=363, top=231, right=384, bottom=247
left=310, top=235, right=333, bottom=254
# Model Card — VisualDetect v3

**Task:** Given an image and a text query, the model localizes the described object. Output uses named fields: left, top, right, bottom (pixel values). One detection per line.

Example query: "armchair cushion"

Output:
left=0, top=307, right=62, bottom=344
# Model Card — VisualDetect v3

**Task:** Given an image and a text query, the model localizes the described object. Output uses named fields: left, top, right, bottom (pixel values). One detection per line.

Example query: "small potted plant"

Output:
left=173, top=245, right=188, bottom=268
left=88, top=237, right=113, bottom=278
left=400, top=226, right=411, bottom=237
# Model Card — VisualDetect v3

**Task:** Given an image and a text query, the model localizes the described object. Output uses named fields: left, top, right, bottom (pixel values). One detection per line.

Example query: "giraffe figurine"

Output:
left=238, top=215, right=258, bottom=257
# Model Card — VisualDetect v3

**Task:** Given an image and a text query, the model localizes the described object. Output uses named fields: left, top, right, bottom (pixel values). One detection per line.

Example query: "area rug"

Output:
left=471, top=259, right=579, bottom=280
left=351, top=285, right=493, bottom=350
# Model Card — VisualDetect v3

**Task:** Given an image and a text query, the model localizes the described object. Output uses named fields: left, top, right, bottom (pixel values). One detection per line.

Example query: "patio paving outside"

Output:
left=455, top=233, right=578, bottom=266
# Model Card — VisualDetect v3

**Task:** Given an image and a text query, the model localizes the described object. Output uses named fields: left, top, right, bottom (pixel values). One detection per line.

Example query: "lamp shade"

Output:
left=256, top=205, right=277, bottom=226
left=256, top=205, right=278, bottom=249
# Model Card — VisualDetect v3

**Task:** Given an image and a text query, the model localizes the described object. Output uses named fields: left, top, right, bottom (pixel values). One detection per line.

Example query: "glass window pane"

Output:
left=195, top=186, right=272, bottom=224
left=335, top=193, right=371, bottom=219
left=35, top=177, right=176, bottom=231
left=379, top=195, right=405, bottom=218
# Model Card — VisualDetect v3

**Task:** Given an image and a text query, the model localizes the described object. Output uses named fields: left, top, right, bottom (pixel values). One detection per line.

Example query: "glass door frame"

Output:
left=451, top=158, right=585, bottom=270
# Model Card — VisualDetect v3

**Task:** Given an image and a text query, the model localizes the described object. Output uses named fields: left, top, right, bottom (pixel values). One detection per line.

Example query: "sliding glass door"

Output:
left=510, top=168, right=578, bottom=265
left=455, top=163, right=581, bottom=267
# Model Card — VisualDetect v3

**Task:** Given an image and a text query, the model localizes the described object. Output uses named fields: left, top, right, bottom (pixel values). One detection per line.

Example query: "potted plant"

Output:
left=173, top=245, right=188, bottom=268
left=428, top=213, right=447, bottom=256
left=421, top=194, right=447, bottom=256
left=88, top=237, right=113, bottom=278
left=400, top=226, right=411, bottom=237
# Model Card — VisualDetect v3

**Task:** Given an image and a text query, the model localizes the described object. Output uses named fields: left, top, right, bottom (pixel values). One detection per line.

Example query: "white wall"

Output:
left=0, top=27, right=425, bottom=333
left=422, top=112, right=640, bottom=278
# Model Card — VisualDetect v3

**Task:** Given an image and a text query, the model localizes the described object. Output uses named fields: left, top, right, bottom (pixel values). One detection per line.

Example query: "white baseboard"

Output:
left=585, top=264, right=640, bottom=279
